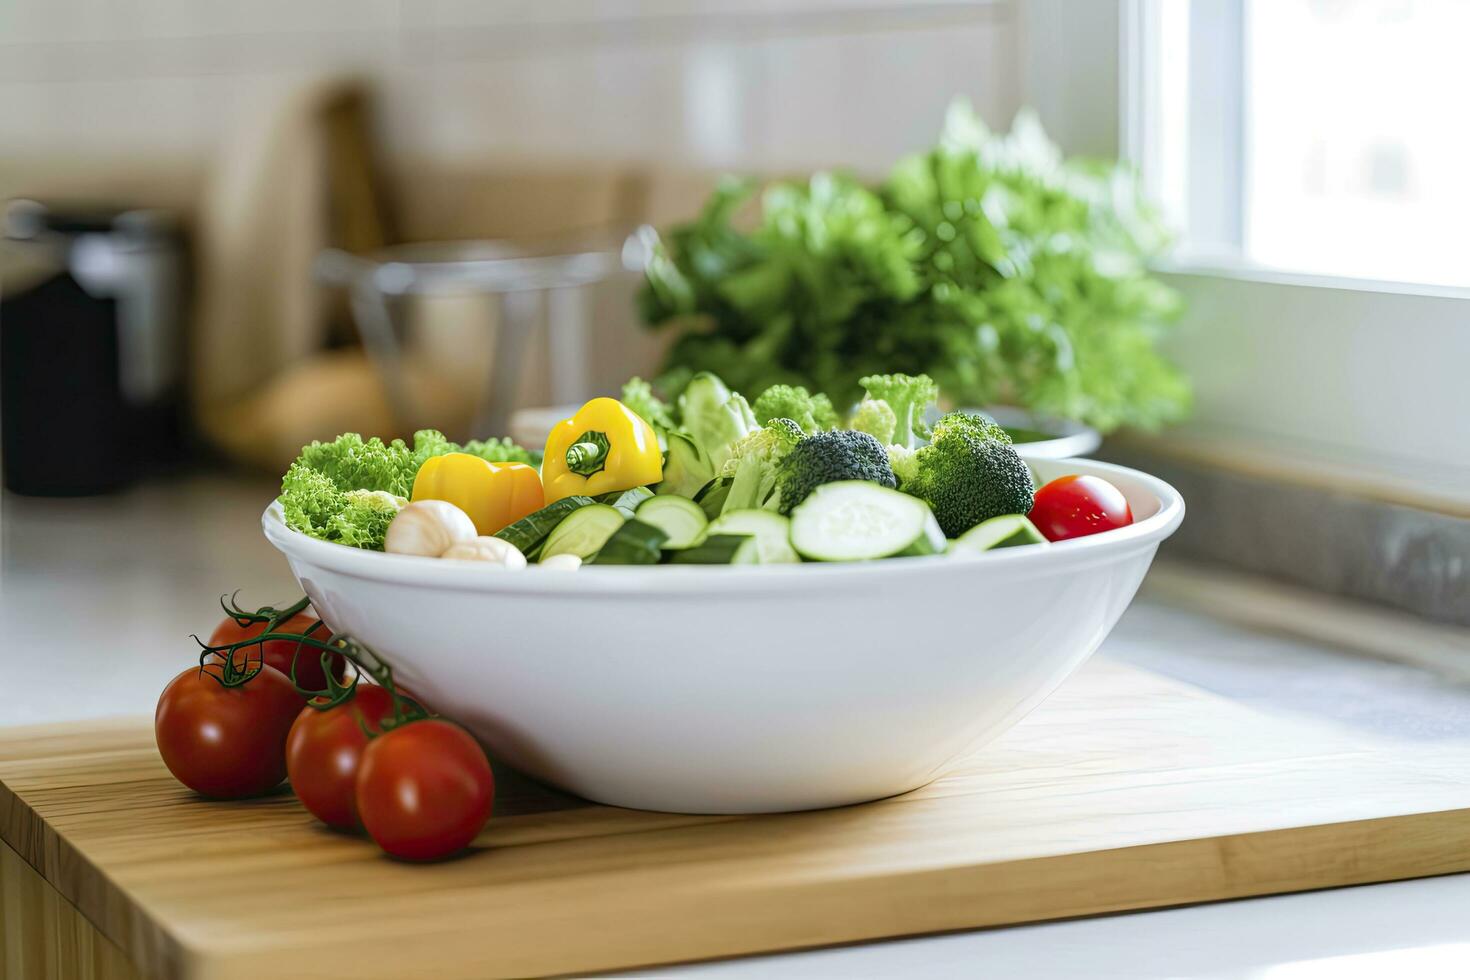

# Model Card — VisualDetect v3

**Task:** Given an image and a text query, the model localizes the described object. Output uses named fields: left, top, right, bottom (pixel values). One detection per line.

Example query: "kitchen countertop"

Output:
left=4, top=473, right=1470, bottom=978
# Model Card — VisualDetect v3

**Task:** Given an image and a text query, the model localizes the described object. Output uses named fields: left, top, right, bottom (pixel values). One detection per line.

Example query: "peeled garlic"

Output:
left=384, top=500, right=477, bottom=557
left=538, top=553, right=583, bottom=571
left=440, top=536, right=527, bottom=568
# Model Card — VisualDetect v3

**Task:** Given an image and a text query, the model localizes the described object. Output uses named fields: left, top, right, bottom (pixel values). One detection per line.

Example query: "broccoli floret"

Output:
left=719, top=418, right=804, bottom=479
left=621, top=376, right=675, bottom=433
left=857, top=373, right=939, bottom=448
left=886, top=443, right=920, bottom=487
left=776, top=430, right=897, bottom=515
left=848, top=398, right=898, bottom=445
left=904, top=412, right=1034, bottom=537
left=719, top=418, right=804, bottom=513
left=753, top=384, right=839, bottom=434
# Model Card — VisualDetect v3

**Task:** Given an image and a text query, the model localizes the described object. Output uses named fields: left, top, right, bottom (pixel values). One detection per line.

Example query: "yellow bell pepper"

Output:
left=411, top=452, right=544, bottom=536
left=542, top=397, right=663, bottom=503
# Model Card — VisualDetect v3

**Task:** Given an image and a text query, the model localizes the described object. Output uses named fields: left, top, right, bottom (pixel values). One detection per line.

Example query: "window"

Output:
left=1132, top=0, right=1470, bottom=290
left=1020, top=0, right=1470, bottom=501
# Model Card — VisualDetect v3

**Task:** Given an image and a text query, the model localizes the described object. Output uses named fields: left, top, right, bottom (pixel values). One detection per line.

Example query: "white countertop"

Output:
left=4, top=474, right=1470, bottom=978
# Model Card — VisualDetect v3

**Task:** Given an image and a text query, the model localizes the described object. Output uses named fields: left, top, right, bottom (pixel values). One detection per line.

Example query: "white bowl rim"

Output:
left=262, top=457, right=1183, bottom=595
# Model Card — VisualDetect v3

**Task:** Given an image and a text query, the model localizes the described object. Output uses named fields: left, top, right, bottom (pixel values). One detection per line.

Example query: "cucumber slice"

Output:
left=952, top=514, right=1048, bottom=553
left=589, top=518, right=668, bottom=564
left=706, top=509, right=799, bottom=564
left=666, top=534, right=758, bottom=564
left=599, top=486, right=655, bottom=519
left=790, top=481, right=945, bottom=562
left=694, top=478, right=731, bottom=521
left=541, top=504, right=626, bottom=560
left=495, top=495, right=596, bottom=558
left=636, top=495, right=708, bottom=548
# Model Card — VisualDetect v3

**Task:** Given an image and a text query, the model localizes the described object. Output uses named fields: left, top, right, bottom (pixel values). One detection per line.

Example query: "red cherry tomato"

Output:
left=154, top=663, right=303, bottom=798
left=208, top=612, right=347, bottom=693
left=285, top=684, right=396, bottom=830
left=1029, top=474, right=1134, bottom=542
left=355, top=720, right=494, bottom=861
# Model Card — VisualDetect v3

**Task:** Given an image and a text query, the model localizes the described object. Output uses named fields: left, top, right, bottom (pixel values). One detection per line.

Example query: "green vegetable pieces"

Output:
left=677, top=372, right=759, bottom=472
left=776, top=429, right=897, bottom=516
left=719, top=417, right=804, bottom=514
left=621, top=376, right=675, bottom=434
left=856, top=373, right=938, bottom=448
left=639, top=101, right=1189, bottom=432
left=752, top=384, right=838, bottom=434
left=903, top=412, right=1035, bottom=538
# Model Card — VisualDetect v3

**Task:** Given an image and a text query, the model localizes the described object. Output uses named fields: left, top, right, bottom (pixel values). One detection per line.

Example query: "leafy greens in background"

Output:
left=639, top=101, right=1189, bottom=433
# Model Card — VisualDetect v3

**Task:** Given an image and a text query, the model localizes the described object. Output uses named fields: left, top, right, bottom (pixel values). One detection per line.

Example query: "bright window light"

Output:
left=1135, top=0, right=1470, bottom=289
left=1244, top=0, right=1470, bottom=287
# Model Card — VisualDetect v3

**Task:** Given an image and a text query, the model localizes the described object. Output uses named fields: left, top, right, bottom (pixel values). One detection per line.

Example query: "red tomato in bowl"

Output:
left=208, top=612, right=347, bottom=693
left=1029, top=475, right=1133, bottom=542
left=155, top=663, right=303, bottom=798
left=285, top=684, right=396, bottom=830
left=356, top=719, right=494, bottom=861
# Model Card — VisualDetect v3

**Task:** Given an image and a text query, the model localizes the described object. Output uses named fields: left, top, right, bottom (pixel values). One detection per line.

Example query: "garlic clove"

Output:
left=537, top=553, right=583, bottom=571
left=385, top=500, right=478, bottom=557
left=440, top=536, right=528, bottom=568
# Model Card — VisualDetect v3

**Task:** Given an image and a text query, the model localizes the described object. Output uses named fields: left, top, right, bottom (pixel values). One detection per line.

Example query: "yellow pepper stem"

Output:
left=565, top=431, right=612, bottom=476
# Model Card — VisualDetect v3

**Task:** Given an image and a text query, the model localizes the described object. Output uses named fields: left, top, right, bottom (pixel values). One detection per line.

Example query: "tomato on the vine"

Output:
left=1029, top=474, right=1134, bottom=542
left=155, top=663, right=303, bottom=798
left=285, top=684, right=396, bottom=830
left=208, top=611, right=347, bottom=693
left=355, top=720, right=494, bottom=861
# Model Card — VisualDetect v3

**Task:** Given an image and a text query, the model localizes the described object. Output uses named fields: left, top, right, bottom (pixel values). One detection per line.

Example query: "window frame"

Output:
left=1023, top=0, right=1470, bottom=506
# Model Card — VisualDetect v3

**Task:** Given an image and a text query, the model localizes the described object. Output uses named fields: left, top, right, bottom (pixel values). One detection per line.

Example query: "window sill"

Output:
left=1154, top=256, right=1470, bottom=301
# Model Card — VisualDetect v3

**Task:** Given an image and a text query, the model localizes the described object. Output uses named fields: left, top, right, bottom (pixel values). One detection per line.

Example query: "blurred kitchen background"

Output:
left=0, top=0, right=1033, bottom=483
left=8, top=3, right=1470, bottom=974
left=6, top=0, right=1470, bottom=725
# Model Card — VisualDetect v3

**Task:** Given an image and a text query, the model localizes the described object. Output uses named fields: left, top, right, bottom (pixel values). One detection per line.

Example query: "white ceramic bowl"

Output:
left=263, top=458, right=1182, bottom=814
left=975, top=405, right=1103, bottom=460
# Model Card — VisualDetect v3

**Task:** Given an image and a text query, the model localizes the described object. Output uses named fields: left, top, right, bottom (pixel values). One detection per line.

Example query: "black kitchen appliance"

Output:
left=1, top=201, right=186, bottom=495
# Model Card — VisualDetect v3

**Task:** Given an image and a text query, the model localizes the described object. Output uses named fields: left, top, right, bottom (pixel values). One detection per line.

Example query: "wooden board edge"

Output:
left=1, top=840, right=141, bottom=980
left=195, top=806, right=1470, bottom=978
left=0, top=781, right=186, bottom=979
left=573, top=807, right=1470, bottom=977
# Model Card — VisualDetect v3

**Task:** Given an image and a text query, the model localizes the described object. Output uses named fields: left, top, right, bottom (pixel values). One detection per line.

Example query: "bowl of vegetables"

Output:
left=263, top=373, right=1182, bottom=813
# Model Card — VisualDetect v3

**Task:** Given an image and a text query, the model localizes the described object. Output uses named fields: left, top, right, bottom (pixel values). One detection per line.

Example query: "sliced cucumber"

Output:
left=694, top=477, right=731, bottom=521
left=952, top=514, right=1048, bottom=553
left=666, top=534, right=758, bottom=564
left=589, top=518, right=668, bottom=564
left=790, top=481, right=945, bottom=562
left=706, top=509, right=799, bottom=564
left=541, top=504, right=625, bottom=561
left=636, top=495, right=708, bottom=549
left=599, top=486, right=655, bottom=519
left=495, top=495, right=596, bottom=558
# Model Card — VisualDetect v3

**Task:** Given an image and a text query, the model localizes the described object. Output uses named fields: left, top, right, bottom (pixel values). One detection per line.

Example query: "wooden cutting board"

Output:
left=4, top=659, right=1470, bottom=979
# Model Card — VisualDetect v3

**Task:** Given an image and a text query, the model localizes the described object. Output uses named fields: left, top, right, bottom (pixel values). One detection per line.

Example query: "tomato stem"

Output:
left=195, top=594, right=428, bottom=731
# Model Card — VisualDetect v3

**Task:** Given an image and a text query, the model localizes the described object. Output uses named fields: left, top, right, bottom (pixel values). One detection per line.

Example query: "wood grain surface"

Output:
left=3, top=660, right=1469, bottom=979
left=1, top=841, right=139, bottom=980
